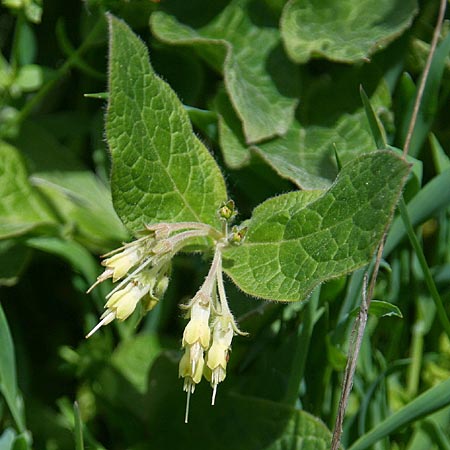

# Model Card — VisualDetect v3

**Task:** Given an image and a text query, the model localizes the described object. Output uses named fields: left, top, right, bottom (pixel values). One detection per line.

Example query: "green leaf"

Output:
left=14, top=121, right=85, bottom=172
left=281, top=0, right=418, bottom=63
left=0, top=428, right=15, bottom=450
left=150, top=0, right=299, bottom=143
left=360, top=86, right=387, bottom=149
left=429, top=133, right=450, bottom=174
left=214, top=90, right=251, bottom=169
left=223, top=151, right=410, bottom=301
left=111, top=333, right=162, bottom=394
left=31, top=171, right=128, bottom=251
left=10, top=434, right=29, bottom=450
left=13, top=65, right=43, bottom=93
left=0, top=303, right=26, bottom=432
left=84, top=92, right=108, bottom=100
left=16, top=21, right=37, bottom=66
left=398, top=33, right=450, bottom=158
left=2, top=0, right=42, bottom=23
left=0, top=241, right=31, bottom=287
left=106, top=15, right=227, bottom=233
left=25, top=237, right=100, bottom=285
left=0, top=141, right=56, bottom=239
left=349, top=300, right=403, bottom=318
left=216, top=66, right=392, bottom=189
left=73, top=402, right=84, bottom=450
left=152, top=393, right=336, bottom=450
left=384, top=169, right=450, bottom=257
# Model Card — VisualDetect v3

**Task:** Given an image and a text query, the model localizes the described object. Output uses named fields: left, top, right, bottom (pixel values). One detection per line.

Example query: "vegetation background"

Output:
left=0, top=0, right=449, bottom=449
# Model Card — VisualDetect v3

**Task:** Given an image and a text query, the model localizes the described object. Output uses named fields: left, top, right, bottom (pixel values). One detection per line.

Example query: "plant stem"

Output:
left=402, top=0, right=447, bottom=158
left=331, top=273, right=370, bottom=450
left=330, top=1, right=447, bottom=447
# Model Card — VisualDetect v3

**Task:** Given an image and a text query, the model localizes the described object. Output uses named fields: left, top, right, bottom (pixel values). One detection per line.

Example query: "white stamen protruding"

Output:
left=185, top=384, right=192, bottom=424
left=212, top=384, right=218, bottom=406
left=85, top=310, right=116, bottom=338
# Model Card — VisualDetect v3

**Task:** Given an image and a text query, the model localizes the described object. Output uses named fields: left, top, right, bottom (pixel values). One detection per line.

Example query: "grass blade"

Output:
left=349, top=377, right=450, bottom=450
left=360, top=86, right=387, bottom=149
left=0, top=302, right=25, bottom=433
left=398, top=198, right=450, bottom=340
left=384, top=169, right=450, bottom=256
left=74, top=402, right=84, bottom=450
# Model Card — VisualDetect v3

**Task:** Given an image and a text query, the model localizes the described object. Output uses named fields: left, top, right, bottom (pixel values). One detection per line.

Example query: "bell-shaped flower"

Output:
left=102, top=242, right=147, bottom=282
left=182, top=291, right=211, bottom=362
left=205, top=315, right=234, bottom=405
left=179, top=345, right=205, bottom=423
left=86, top=272, right=153, bottom=338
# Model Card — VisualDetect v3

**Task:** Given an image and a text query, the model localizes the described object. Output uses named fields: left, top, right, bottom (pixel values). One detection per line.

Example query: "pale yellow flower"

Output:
left=86, top=273, right=152, bottom=338
left=205, top=315, right=234, bottom=404
left=102, top=243, right=145, bottom=281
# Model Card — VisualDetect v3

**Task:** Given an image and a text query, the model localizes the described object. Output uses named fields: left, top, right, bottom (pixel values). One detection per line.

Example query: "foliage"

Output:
left=0, top=1, right=449, bottom=449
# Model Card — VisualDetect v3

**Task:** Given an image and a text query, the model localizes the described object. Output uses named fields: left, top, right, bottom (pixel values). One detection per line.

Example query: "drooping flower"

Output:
left=205, top=315, right=234, bottom=405
left=86, top=271, right=154, bottom=338
left=102, top=242, right=147, bottom=281
left=86, top=222, right=219, bottom=338
left=85, top=213, right=248, bottom=422
left=87, top=235, right=153, bottom=293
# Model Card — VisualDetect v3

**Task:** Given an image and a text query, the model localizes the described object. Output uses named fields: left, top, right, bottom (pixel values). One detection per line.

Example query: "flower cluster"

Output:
left=86, top=221, right=222, bottom=337
left=86, top=204, right=246, bottom=422
left=178, top=245, right=245, bottom=422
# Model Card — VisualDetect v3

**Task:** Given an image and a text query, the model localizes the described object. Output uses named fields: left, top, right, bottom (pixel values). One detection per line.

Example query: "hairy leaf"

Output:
left=223, top=151, right=410, bottom=301
left=216, top=69, right=391, bottom=189
left=151, top=0, right=299, bottom=143
left=281, top=0, right=418, bottom=63
left=106, top=15, right=227, bottom=233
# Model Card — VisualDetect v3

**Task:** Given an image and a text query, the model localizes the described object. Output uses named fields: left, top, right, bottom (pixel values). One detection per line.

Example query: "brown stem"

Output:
left=402, top=0, right=447, bottom=158
left=330, top=1, right=447, bottom=447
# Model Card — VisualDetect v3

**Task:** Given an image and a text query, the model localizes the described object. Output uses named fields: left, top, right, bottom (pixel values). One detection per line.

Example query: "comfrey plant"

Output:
left=86, top=15, right=410, bottom=423
left=87, top=202, right=246, bottom=421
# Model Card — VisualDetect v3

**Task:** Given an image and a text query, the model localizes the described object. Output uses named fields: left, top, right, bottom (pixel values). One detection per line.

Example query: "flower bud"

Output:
left=218, top=199, right=237, bottom=221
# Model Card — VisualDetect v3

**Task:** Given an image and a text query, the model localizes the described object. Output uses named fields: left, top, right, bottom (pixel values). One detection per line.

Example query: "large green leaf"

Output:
left=31, top=171, right=128, bottom=251
left=111, top=333, right=162, bottom=394
left=150, top=0, right=299, bottom=144
left=146, top=392, right=336, bottom=450
left=216, top=69, right=392, bottom=189
left=223, top=151, right=410, bottom=301
left=26, top=237, right=100, bottom=285
left=281, top=0, right=418, bottom=63
left=106, top=15, right=227, bottom=233
left=0, top=141, right=56, bottom=239
left=100, top=342, right=337, bottom=450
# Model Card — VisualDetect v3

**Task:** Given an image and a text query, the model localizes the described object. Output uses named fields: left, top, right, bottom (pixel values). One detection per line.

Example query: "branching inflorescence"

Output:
left=86, top=201, right=246, bottom=422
